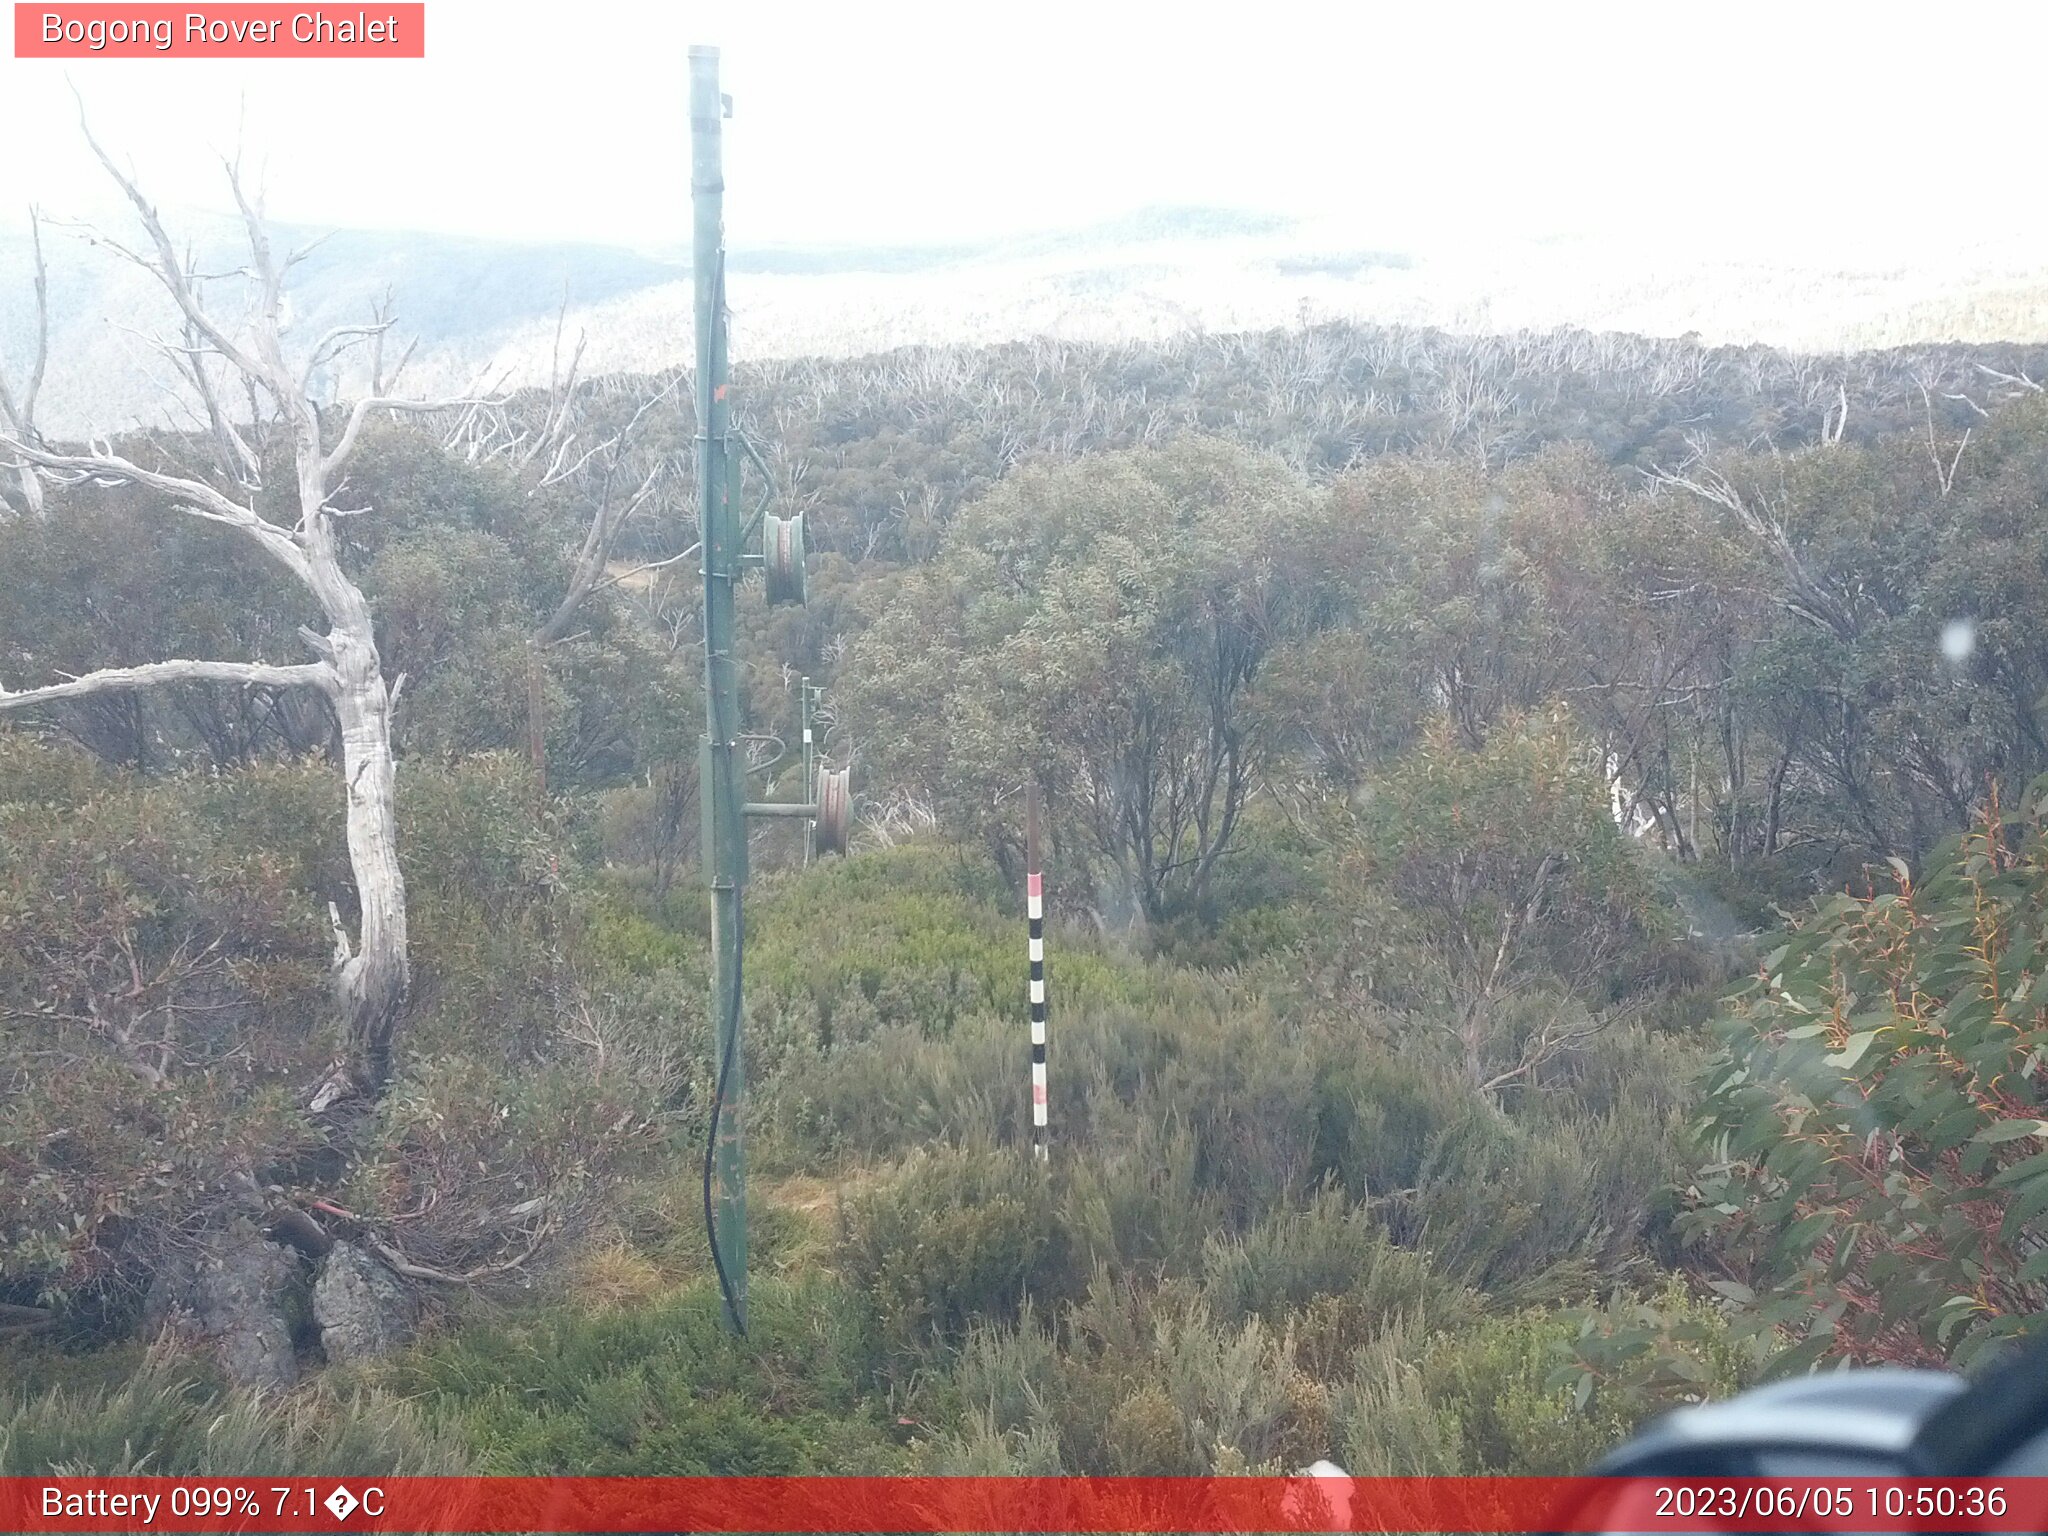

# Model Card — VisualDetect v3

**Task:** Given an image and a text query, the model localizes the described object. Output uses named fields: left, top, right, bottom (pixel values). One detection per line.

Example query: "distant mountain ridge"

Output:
left=4, top=202, right=2046, bottom=436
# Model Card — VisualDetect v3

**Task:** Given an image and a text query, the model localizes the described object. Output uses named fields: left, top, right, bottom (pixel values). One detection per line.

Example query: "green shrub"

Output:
left=1198, top=1184, right=1474, bottom=1373
left=1059, top=1118, right=1219, bottom=1283
left=382, top=1273, right=897, bottom=1474
left=761, top=1014, right=1024, bottom=1168
left=1549, top=1280, right=1768, bottom=1430
left=0, top=748, right=334, bottom=1310
left=907, top=1406, right=1065, bottom=1475
left=1684, top=789, right=2048, bottom=1370
left=1312, top=1022, right=1690, bottom=1296
left=837, top=1144, right=1073, bottom=1371
left=0, top=1346, right=467, bottom=1475
left=1335, top=1310, right=1629, bottom=1475
left=966, top=1276, right=1338, bottom=1474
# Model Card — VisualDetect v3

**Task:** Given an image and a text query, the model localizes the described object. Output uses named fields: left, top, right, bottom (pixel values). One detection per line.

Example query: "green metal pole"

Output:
left=691, top=42, right=747, bottom=1336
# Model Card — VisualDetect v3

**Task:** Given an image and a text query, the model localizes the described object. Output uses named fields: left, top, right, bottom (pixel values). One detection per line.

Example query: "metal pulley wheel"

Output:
left=814, top=764, right=852, bottom=855
left=763, top=512, right=807, bottom=606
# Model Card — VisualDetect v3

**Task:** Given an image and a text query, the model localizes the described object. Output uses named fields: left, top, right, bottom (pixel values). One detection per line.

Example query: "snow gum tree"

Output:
left=0, top=129, right=486, bottom=1100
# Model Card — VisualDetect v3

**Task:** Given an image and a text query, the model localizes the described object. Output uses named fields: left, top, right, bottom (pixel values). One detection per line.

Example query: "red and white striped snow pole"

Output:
left=1026, top=781, right=1048, bottom=1161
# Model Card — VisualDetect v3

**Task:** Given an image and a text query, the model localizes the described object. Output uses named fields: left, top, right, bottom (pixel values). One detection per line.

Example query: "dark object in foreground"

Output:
left=1591, top=1368, right=1967, bottom=1478
left=1569, top=1332, right=2048, bottom=1530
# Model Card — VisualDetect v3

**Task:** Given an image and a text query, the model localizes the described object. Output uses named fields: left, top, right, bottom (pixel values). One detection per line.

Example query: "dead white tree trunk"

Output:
left=0, top=128, right=487, bottom=1099
left=0, top=207, right=48, bottom=518
left=528, top=372, right=682, bottom=650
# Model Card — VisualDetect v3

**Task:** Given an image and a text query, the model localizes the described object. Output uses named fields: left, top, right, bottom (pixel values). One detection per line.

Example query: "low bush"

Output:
left=0, top=1345, right=467, bottom=1475
left=837, top=1144, right=1074, bottom=1373
left=380, top=1272, right=898, bottom=1474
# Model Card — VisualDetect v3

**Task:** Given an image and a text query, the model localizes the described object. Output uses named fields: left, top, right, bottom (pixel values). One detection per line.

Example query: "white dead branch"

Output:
left=0, top=207, right=49, bottom=517
left=0, top=117, right=499, bottom=1098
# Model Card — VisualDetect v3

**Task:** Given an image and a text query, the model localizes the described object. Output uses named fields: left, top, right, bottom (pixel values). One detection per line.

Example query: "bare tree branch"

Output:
left=365, top=292, right=416, bottom=397
left=167, top=313, right=264, bottom=488
left=73, top=102, right=277, bottom=397
left=585, top=539, right=700, bottom=602
left=299, top=319, right=396, bottom=397
left=363, top=1221, right=556, bottom=1285
left=1974, top=362, right=2044, bottom=395
left=1649, top=445, right=1860, bottom=640
left=0, top=658, right=331, bottom=713
left=534, top=459, right=669, bottom=647
left=0, top=207, right=49, bottom=516
left=0, top=436, right=308, bottom=576
left=526, top=288, right=587, bottom=470
left=1920, top=381, right=1971, bottom=498
left=0, top=208, right=48, bottom=433
left=322, top=393, right=489, bottom=481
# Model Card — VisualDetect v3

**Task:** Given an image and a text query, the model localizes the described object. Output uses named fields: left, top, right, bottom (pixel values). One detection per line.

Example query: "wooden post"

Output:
left=1026, top=781, right=1047, bottom=1161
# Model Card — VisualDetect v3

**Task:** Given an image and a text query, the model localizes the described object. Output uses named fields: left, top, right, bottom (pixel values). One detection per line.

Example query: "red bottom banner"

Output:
left=3, top=1476, right=2046, bottom=1534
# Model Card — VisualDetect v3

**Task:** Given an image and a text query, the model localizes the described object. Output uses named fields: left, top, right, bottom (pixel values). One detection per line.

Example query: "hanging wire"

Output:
left=701, top=903, right=746, bottom=1336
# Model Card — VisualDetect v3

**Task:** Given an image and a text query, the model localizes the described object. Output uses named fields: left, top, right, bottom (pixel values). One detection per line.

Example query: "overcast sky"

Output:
left=3, top=1, right=2046, bottom=259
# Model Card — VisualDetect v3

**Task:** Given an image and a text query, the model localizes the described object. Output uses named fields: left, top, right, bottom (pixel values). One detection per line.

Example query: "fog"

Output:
left=3, top=0, right=2044, bottom=259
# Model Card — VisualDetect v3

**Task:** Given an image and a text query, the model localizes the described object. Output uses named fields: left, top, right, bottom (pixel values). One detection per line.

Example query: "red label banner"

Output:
left=13, top=4, right=425, bottom=57
left=2, top=1476, right=2047, bottom=1533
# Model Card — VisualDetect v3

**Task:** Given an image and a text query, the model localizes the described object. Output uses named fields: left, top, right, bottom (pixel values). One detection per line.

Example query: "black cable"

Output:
left=702, top=902, right=746, bottom=1335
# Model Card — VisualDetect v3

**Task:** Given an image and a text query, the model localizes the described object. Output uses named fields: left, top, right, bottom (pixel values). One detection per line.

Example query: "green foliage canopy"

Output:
left=847, top=438, right=1329, bottom=921
left=1684, top=782, right=2048, bottom=1370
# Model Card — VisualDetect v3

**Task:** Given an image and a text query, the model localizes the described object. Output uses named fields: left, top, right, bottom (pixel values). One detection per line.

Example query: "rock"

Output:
left=264, top=1205, right=335, bottom=1259
left=313, top=1241, right=415, bottom=1362
left=145, top=1235, right=304, bottom=1391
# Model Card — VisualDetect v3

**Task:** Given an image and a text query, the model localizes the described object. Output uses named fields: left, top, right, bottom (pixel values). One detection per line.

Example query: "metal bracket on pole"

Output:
left=745, top=801, right=821, bottom=819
